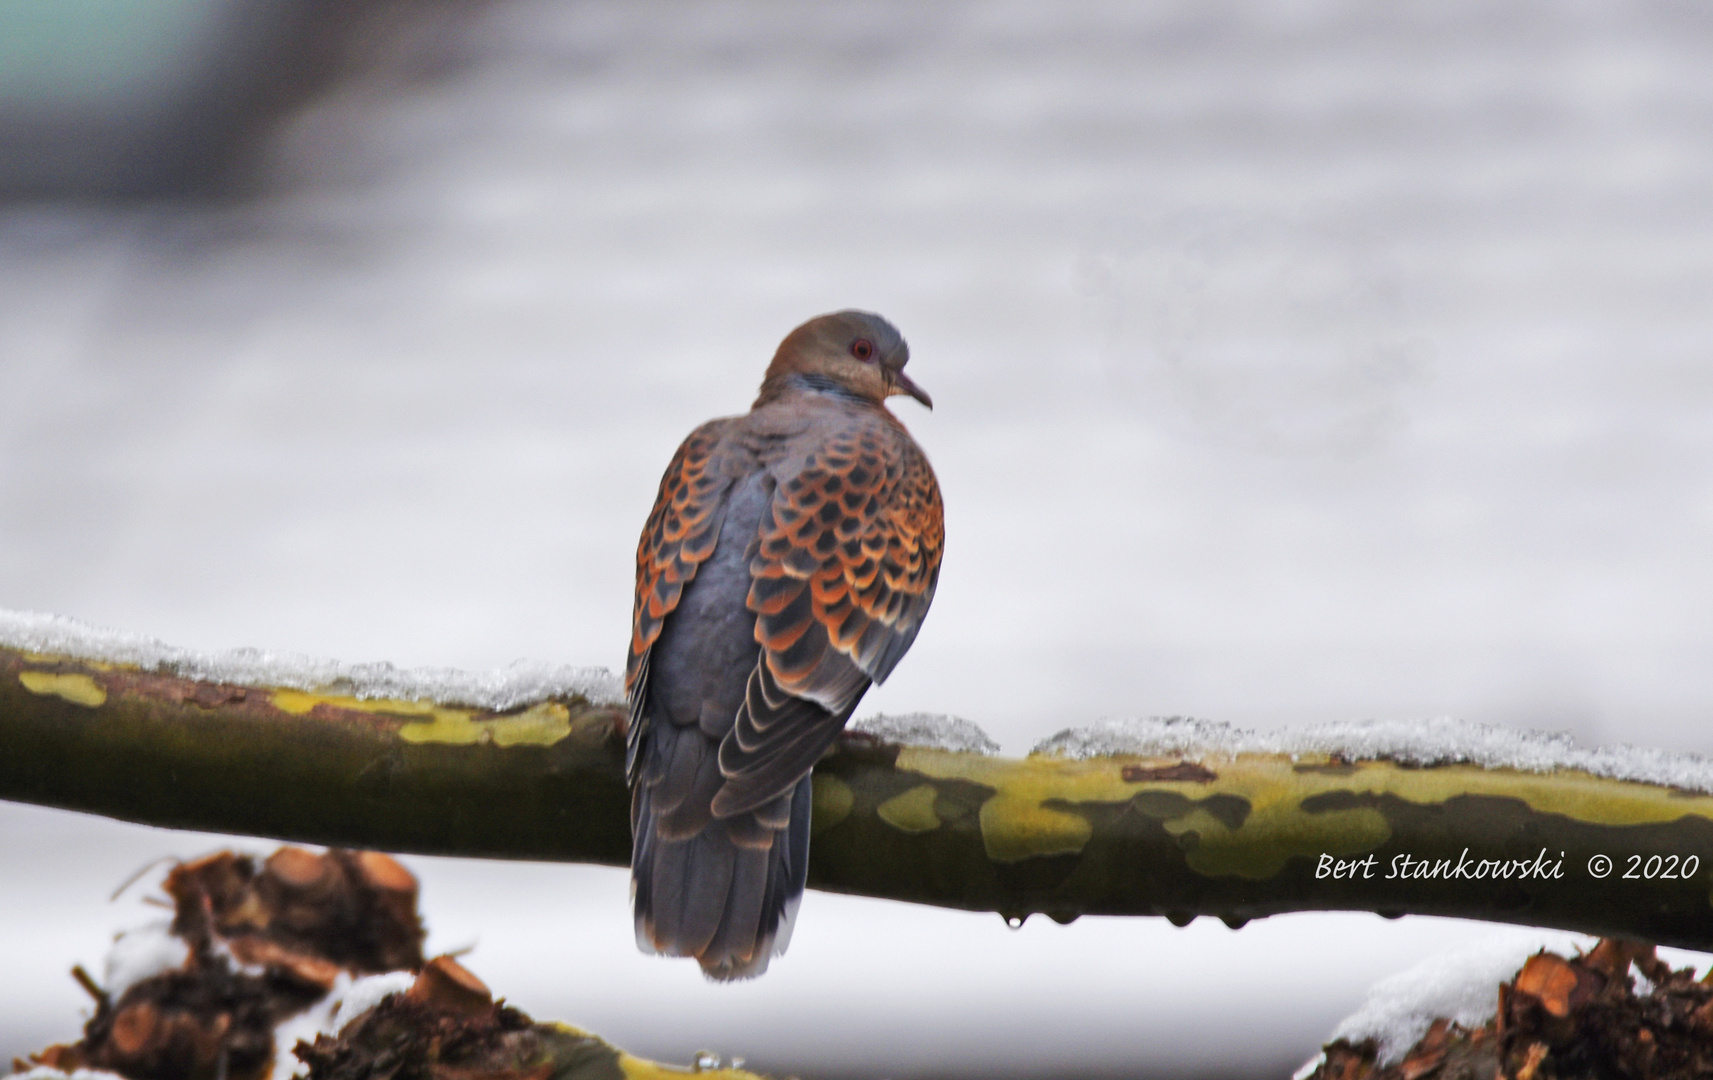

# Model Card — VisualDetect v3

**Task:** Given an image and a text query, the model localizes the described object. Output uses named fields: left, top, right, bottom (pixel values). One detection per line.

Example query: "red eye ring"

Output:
left=851, top=338, right=876, bottom=361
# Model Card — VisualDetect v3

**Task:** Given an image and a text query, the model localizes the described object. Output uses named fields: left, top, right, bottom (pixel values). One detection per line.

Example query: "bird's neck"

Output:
left=753, top=371, right=878, bottom=410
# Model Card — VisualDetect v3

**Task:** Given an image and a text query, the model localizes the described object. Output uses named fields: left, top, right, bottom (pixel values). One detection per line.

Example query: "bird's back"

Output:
left=645, top=443, right=771, bottom=739
left=626, top=312, right=941, bottom=979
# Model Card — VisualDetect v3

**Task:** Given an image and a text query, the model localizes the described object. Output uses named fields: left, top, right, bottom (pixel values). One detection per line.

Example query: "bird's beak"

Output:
left=888, top=370, right=933, bottom=410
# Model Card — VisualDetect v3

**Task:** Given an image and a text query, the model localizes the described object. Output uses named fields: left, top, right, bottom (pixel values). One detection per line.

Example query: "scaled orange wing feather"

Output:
left=712, top=417, right=943, bottom=815
left=626, top=421, right=732, bottom=781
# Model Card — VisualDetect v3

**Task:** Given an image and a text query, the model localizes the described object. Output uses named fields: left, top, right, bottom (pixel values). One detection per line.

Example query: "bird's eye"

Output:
left=851, top=338, right=876, bottom=361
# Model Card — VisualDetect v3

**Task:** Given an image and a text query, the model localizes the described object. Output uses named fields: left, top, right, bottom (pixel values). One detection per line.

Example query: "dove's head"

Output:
left=759, top=310, right=932, bottom=410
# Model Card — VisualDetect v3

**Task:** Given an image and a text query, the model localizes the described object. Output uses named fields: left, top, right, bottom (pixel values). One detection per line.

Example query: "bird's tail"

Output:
left=631, top=731, right=812, bottom=981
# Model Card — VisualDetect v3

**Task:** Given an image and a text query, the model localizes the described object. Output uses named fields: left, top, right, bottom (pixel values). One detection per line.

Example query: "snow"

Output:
left=269, top=969, right=424, bottom=1080
left=316, top=971, right=417, bottom=1037
left=850, top=713, right=1000, bottom=755
left=101, top=921, right=189, bottom=999
left=265, top=970, right=385, bottom=1080
left=1322, top=930, right=1592, bottom=1064
left=0, top=608, right=621, bottom=710
left=1309, top=931, right=1713, bottom=1072
left=68, top=854, right=418, bottom=1080
left=15, top=601, right=1712, bottom=796
left=1032, top=715, right=1713, bottom=795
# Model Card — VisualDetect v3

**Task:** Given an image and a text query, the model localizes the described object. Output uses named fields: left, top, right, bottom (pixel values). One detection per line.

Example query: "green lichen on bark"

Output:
left=5, top=643, right=1713, bottom=949
left=0, top=646, right=631, bottom=864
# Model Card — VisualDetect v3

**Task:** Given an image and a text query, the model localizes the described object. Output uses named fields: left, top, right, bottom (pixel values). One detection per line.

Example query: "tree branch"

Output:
left=6, top=643, right=1713, bottom=950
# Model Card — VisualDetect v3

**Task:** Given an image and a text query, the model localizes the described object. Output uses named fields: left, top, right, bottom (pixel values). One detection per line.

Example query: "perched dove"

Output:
left=626, top=311, right=943, bottom=979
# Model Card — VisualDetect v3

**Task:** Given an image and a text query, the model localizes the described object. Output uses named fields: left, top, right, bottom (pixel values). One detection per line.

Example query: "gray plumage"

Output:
left=626, top=311, right=943, bottom=979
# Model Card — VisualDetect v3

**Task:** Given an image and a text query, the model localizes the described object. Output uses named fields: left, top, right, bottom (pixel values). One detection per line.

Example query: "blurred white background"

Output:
left=3, top=0, right=1712, bottom=1076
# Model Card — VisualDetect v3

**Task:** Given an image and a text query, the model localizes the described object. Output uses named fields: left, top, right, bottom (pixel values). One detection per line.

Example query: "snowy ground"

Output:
left=4, top=0, right=1713, bottom=1076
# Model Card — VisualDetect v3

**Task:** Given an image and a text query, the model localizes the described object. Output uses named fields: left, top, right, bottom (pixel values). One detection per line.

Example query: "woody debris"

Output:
left=1307, top=938, right=1713, bottom=1080
left=11, top=846, right=763, bottom=1080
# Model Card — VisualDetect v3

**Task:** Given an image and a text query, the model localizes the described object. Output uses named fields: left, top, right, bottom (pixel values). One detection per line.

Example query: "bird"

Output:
left=625, top=310, right=943, bottom=980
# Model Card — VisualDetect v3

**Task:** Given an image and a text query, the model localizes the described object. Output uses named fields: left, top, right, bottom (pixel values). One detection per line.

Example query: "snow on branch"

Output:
left=1036, top=715, right=1713, bottom=796
left=0, top=609, right=620, bottom=711
left=6, top=608, right=1713, bottom=953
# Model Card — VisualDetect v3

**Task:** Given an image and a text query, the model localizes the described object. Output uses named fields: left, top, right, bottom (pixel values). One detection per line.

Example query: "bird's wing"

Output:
left=712, top=418, right=944, bottom=817
left=627, top=420, right=734, bottom=784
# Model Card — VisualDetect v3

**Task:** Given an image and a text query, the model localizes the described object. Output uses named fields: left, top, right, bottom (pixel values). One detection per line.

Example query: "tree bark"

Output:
left=5, top=643, right=1713, bottom=949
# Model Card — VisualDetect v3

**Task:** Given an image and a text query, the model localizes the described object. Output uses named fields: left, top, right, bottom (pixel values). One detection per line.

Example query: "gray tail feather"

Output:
left=632, top=772, right=814, bottom=981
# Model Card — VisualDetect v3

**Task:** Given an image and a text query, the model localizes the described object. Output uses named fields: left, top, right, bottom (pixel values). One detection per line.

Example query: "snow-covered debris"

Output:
left=1328, top=930, right=1593, bottom=1065
left=1032, top=715, right=1713, bottom=794
left=318, top=971, right=417, bottom=1036
left=851, top=712, right=1000, bottom=755
left=103, top=921, right=190, bottom=999
left=0, top=608, right=621, bottom=710
left=270, top=971, right=354, bottom=1080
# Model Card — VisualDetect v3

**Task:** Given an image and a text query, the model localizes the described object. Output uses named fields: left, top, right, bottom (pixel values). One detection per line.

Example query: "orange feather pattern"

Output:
left=625, top=310, right=940, bottom=979
left=627, top=421, right=727, bottom=698
left=747, top=418, right=942, bottom=699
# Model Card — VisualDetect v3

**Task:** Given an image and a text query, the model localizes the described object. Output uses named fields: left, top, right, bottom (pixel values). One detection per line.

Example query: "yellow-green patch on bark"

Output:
left=897, top=747, right=1146, bottom=805
left=901, top=748, right=1713, bottom=856
left=812, top=774, right=854, bottom=834
left=1161, top=804, right=1392, bottom=878
left=396, top=701, right=572, bottom=747
left=1287, top=757, right=1713, bottom=828
left=267, top=689, right=572, bottom=747
left=979, top=794, right=1094, bottom=862
left=18, top=670, right=106, bottom=707
left=270, top=688, right=448, bottom=718
left=877, top=783, right=943, bottom=833
left=893, top=747, right=1154, bottom=862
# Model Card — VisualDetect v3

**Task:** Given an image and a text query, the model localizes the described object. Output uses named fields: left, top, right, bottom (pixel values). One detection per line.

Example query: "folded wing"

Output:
left=713, top=419, right=943, bottom=818
left=626, top=421, right=733, bottom=784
